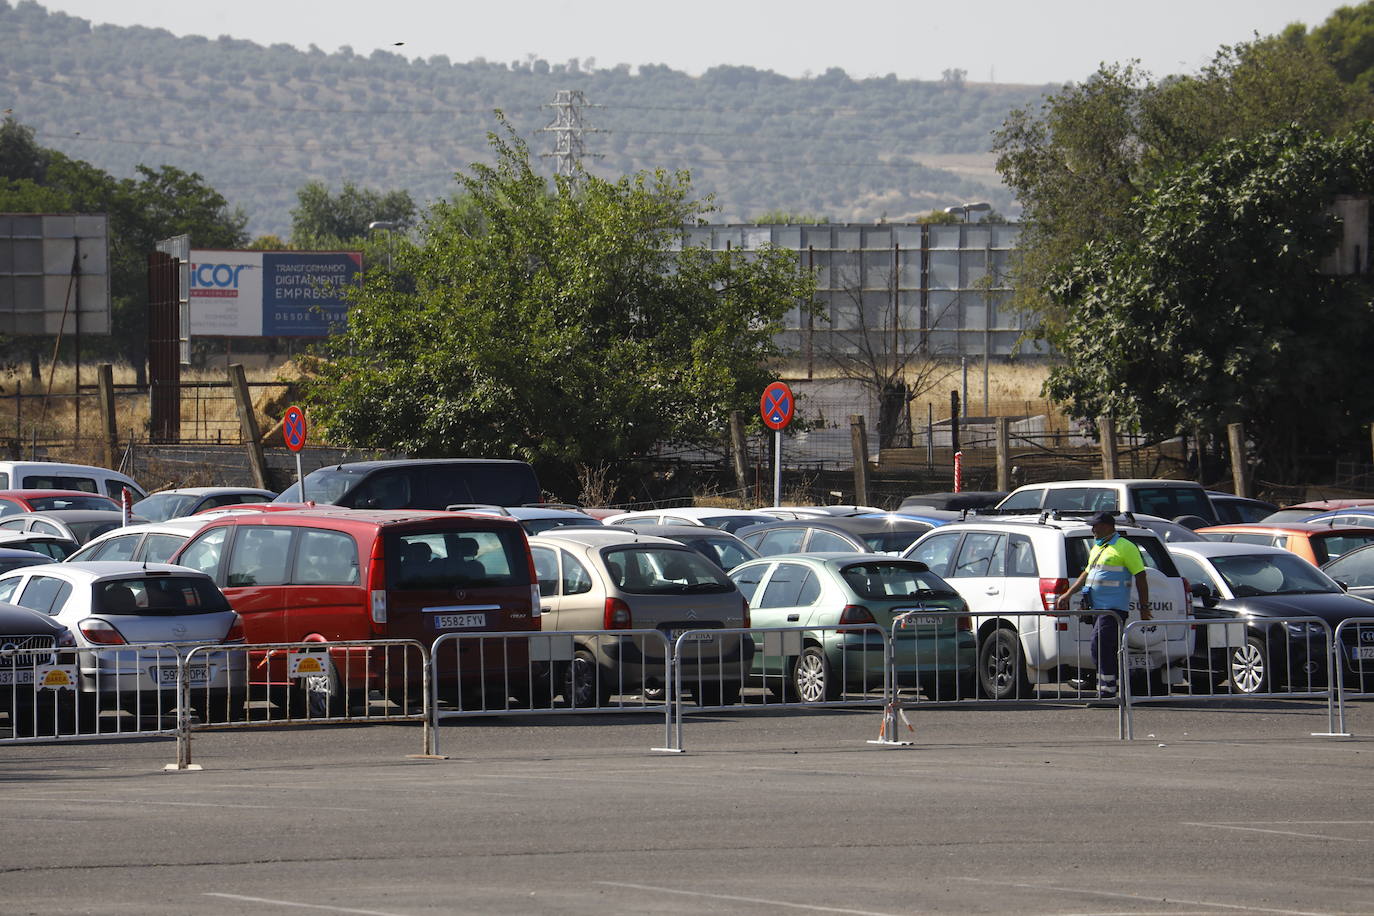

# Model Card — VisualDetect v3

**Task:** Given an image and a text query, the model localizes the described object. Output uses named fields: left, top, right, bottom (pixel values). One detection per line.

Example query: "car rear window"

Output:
left=94, top=576, right=230, bottom=615
left=388, top=528, right=530, bottom=589
left=840, top=561, right=960, bottom=600
left=603, top=546, right=733, bottom=595
left=27, top=495, right=118, bottom=512
left=21, top=475, right=98, bottom=493
left=860, top=525, right=932, bottom=554
left=1066, top=534, right=1179, bottom=578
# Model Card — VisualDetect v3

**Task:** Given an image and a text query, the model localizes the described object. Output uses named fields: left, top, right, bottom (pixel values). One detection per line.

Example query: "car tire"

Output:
left=561, top=651, right=603, bottom=709
left=978, top=628, right=1031, bottom=700
left=289, top=664, right=341, bottom=718
left=791, top=646, right=839, bottom=703
left=1229, top=633, right=1272, bottom=694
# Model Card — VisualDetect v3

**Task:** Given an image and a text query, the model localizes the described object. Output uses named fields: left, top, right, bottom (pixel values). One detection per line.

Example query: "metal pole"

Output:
left=296, top=451, right=305, bottom=501
left=773, top=429, right=782, bottom=507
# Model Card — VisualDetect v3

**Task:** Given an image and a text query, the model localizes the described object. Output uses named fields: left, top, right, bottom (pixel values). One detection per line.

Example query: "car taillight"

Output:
left=57, top=629, right=77, bottom=648
left=741, top=596, right=751, bottom=629
left=838, top=604, right=875, bottom=633
left=956, top=615, right=972, bottom=631
left=79, top=618, right=126, bottom=645
left=368, top=539, right=387, bottom=628
left=224, top=613, right=245, bottom=643
left=604, top=597, right=633, bottom=629
left=530, top=584, right=542, bottom=620
left=1040, top=577, right=1069, bottom=612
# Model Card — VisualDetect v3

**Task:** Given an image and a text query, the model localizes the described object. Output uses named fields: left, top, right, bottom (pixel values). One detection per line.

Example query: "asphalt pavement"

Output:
left=3, top=699, right=1374, bottom=915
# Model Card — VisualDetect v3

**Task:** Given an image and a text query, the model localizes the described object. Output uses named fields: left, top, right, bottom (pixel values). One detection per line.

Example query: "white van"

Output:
left=0, top=461, right=147, bottom=501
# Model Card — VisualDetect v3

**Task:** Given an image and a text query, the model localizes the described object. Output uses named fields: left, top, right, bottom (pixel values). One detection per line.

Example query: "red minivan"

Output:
left=169, top=508, right=541, bottom=713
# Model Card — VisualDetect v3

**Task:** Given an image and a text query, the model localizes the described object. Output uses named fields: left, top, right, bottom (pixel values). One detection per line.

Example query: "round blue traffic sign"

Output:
left=760, top=381, right=795, bottom=431
left=283, top=405, right=307, bottom=453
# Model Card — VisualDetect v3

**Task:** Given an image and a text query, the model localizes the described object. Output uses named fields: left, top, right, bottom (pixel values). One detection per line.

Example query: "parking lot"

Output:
left=4, top=700, right=1373, bottom=915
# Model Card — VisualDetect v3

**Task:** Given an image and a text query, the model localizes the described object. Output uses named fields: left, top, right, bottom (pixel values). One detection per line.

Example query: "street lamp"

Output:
left=367, top=220, right=398, bottom=270
left=942, top=201, right=991, bottom=223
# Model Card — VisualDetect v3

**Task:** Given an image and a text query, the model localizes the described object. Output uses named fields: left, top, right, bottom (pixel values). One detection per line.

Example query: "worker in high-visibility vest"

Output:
left=1054, top=510, right=1152, bottom=699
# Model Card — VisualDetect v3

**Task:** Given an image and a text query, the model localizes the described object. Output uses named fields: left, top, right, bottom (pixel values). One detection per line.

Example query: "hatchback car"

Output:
left=613, top=524, right=761, bottom=572
left=0, top=546, right=56, bottom=574
left=1169, top=541, right=1374, bottom=693
left=903, top=513, right=1193, bottom=699
left=1196, top=522, right=1374, bottom=566
left=452, top=504, right=605, bottom=535
left=0, top=509, right=147, bottom=545
left=0, top=562, right=246, bottom=726
left=0, top=490, right=120, bottom=516
left=132, top=487, right=278, bottom=522
left=66, top=518, right=214, bottom=564
left=730, top=554, right=976, bottom=702
left=0, top=531, right=79, bottom=560
left=170, top=508, right=541, bottom=714
left=601, top=507, right=780, bottom=534
left=1206, top=492, right=1278, bottom=524
left=528, top=528, right=751, bottom=706
left=737, top=515, right=937, bottom=557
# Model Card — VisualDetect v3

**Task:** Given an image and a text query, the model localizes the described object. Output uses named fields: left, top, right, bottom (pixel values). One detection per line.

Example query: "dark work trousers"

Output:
left=1090, top=611, right=1125, bottom=682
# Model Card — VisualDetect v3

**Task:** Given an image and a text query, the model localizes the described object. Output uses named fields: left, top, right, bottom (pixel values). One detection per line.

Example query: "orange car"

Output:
left=1195, top=522, right=1374, bottom=566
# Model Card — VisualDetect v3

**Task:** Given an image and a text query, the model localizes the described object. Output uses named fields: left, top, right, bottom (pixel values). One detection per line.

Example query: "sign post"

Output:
left=760, top=381, right=795, bottom=507
left=283, top=405, right=307, bottom=499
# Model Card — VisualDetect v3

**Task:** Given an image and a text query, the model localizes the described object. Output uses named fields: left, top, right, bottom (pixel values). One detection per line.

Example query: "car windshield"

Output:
left=839, top=561, right=960, bottom=600
left=1210, top=553, right=1340, bottom=597
left=603, top=546, right=734, bottom=594
left=520, top=517, right=602, bottom=535
left=132, top=493, right=198, bottom=521
left=1133, top=486, right=1214, bottom=521
left=92, top=576, right=230, bottom=616
left=276, top=467, right=367, bottom=504
left=676, top=535, right=756, bottom=571
left=27, top=495, right=118, bottom=512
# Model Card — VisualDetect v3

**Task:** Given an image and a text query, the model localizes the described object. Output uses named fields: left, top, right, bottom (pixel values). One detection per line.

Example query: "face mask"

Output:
left=1095, top=535, right=1111, bottom=547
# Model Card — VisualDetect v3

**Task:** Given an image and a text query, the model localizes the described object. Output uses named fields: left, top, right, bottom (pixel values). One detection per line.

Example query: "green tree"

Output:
left=305, top=124, right=815, bottom=486
left=289, top=180, right=415, bottom=248
left=1042, top=125, right=1374, bottom=481
left=0, top=115, right=46, bottom=183
left=1307, top=1, right=1374, bottom=92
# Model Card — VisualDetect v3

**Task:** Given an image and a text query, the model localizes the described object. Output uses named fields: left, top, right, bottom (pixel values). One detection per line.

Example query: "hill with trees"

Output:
left=0, top=0, right=1038, bottom=238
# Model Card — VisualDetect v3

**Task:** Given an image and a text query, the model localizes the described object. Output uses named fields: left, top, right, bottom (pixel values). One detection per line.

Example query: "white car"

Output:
left=66, top=517, right=215, bottom=564
left=996, top=479, right=1218, bottom=526
left=903, top=514, right=1193, bottom=698
left=0, top=561, right=247, bottom=725
left=754, top=505, right=884, bottom=520
left=0, top=461, right=146, bottom=501
left=601, top=507, right=779, bottom=535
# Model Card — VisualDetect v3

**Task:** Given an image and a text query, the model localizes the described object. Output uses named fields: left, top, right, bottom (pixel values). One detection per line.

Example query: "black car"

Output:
left=900, top=491, right=1006, bottom=512
left=0, top=600, right=74, bottom=737
left=1207, top=491, right=1280, bottom=525
left=614, top=524, right=761, bottom=571
left=737, top=515, right=937, bottom=557
left=273, top=458, right=541, bottom=509
left=1168, top=541, right=1374, bottom=693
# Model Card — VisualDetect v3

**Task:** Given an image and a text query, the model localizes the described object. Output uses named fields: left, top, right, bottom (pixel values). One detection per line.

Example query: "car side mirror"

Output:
left=1189, top=581, right=1215, bottom=600
left=1335, top=579, right=1350, bottom=592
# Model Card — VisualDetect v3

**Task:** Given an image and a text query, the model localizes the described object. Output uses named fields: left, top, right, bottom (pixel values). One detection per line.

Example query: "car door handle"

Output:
left=984, top=587, right=1000, bottom=595
left=787, top=614, right=800, bottom=622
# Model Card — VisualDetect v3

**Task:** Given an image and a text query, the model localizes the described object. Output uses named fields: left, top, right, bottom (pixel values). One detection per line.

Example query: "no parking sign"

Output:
left=760, top=381, right=794, bottom=506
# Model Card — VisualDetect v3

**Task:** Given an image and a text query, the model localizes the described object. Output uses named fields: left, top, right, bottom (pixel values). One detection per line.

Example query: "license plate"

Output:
left=1352, top=646, right=1374, bottom=660
left=0, top=669, right=35, bottom=685
left=151, top=665, right=209, bottom=685
left=670, top=630, right=714, bottom=643
left=435, top=613, right=486, bottom=629
left=905, top=615, right=941, bottom=627
left=1127, top=654, right=1151, bottom=669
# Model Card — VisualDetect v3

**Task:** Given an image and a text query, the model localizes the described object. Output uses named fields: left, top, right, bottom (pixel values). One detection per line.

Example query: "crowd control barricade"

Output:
left=2, top=641, right=189, bottom=744
left=1121, top=617, right=1343, bottom=740
left=1333, top=618, right=1374, bottom=727
left=427, top=629, right=676, bottom=757
left=662, top=623, right=889, bottom=753
left=168, top=639, right=430, bottom=770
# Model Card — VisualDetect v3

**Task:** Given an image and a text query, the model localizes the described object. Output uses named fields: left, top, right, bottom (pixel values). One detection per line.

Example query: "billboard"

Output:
left=0, top=213, right=111, bottom=335
left=188, top=249, right=362, bottom=337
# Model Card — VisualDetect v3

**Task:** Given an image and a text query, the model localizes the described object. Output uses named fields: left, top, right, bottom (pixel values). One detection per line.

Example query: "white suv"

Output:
left=902, top=513, right=1193, bottom=699
left=996, top=479, right=1217, bottom=526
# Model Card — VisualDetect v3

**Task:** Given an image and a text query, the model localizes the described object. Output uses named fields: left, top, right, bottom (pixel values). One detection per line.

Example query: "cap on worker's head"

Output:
left=1087, top=510, right=1117, bottom=527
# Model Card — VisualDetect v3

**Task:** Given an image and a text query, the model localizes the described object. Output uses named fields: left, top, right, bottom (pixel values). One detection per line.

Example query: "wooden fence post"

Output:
left=729, top=410, right=749, bottom=496
left=850, top=414, right=869, bottom=506
left=1099, top=415, right=1120, bottom=478
left=996, top=416, right=1011, bottom=491
left=1228, top=422, right=1249, bottom=498
left=97, top=364, right=117, bottom=469
left=229, top=363, right=270, bottom=489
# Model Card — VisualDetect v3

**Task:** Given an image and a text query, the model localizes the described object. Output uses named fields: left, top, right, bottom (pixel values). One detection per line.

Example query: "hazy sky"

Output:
left=33, top=0, right=1351, bottom=86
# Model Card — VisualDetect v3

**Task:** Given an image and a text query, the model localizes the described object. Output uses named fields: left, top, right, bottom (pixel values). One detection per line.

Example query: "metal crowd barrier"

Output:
left=427, top=629, right=677, bottom=756
left=1120, top=617, right=1342, bottom=739
left=661, top=623, right=890, bottom=753
left=1332, top=618, right=1374, bottom=728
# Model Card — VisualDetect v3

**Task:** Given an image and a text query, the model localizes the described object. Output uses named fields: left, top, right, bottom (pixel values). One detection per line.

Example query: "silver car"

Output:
left=0, top=561, right=246, bottom=726
left=529, top=528, right=752, bottom=706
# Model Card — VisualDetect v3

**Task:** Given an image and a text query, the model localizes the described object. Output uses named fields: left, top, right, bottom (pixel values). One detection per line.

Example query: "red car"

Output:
left=169, top=507, right=541, bottom=714
left=0, top=489, right=119, bottom=516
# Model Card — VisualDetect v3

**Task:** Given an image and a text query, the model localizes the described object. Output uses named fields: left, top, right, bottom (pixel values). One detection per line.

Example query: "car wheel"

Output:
left=694, top=679, right=742, bottom=707
left=978, top=628, right=1031, bottom=700
left=791, top=646, right=838, bottom=703
left=289, top=664, right=341, bottom=718
left=1229, top=634, right=1270, bottom=694
left=561, top=651, right=602, bottom=708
